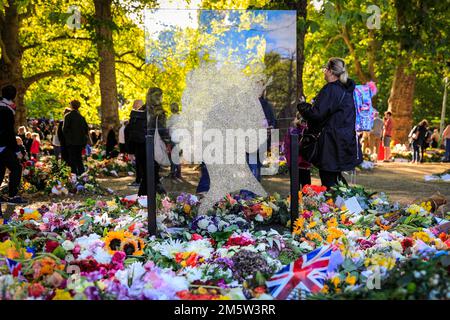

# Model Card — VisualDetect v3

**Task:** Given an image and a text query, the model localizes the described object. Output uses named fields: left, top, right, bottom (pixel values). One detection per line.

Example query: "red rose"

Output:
left=401, top=237, right=414, bottom=251
left=45, top=240, right=60, bottom=253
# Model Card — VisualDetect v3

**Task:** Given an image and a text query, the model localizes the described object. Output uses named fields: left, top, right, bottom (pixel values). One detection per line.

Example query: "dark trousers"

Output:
left=133, top=146, right=144, bottom=184
left=170, top=162, right=181, bottom=178
left=412, top=142, right=422, bottom=162
left=319, top=170, right=348, bottom=189
left=67, top=145, right=85, bottom=176
left=53, top=146, right=61, bottom=161
left=445, top=139, right=450, bottom=161
left=0, top=148, right=22, bottom=197
left=61, top=145, right=69, bottom=165
left=136, top=144, right=161, bottom=196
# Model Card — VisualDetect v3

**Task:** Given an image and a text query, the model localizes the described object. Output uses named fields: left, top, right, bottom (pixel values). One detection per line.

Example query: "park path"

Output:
left=99, top=162, right=450, bottom=205
left=15, top=162, right=450, bottom=208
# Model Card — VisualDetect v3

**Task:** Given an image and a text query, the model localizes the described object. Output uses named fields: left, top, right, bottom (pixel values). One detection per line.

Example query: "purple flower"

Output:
left=215, top=257, right=234, bottom=269
left=84, top=286, right=102, bottom=300
left=318, top=203, right=331, bottom=214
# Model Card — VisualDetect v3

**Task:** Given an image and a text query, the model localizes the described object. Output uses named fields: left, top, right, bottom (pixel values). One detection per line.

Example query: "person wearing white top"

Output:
left=118, top=121, right=127, bottom=155
left=52, top=125, right=62, bottom=161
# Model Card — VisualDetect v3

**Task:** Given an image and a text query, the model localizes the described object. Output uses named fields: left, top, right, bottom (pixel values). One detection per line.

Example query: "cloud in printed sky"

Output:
left=265, top=12, right=297, bottom=57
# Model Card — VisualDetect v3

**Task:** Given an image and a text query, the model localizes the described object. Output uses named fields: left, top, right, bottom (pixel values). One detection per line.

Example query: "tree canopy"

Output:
left=0, top=0, right=448, bottom=141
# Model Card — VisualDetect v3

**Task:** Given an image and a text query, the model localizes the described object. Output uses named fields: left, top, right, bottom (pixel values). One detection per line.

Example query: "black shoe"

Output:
left=7, top=196, right=28, bottom=205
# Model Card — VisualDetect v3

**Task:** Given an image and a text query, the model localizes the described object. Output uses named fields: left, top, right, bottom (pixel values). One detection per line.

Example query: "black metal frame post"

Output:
left=290, top=133, right=299, bottom=231
left=146, top=126, right=157, bottom=236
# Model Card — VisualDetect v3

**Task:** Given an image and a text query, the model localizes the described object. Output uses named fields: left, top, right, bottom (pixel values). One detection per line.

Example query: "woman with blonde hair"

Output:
left=297, top=57, right=362, bottom=188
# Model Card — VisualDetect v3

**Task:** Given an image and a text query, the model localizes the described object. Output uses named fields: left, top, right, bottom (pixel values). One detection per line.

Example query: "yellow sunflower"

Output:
left=135, top=238, right=146, bottom=256
left=120, top=238, right=140, bottom=256
left=104, top=231, right=126, bottom=254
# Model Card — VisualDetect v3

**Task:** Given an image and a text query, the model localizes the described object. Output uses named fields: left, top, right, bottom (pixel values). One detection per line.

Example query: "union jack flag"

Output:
left=266, top=245, right=336, bottom=300
left=6, top=258, right=22, bottom=277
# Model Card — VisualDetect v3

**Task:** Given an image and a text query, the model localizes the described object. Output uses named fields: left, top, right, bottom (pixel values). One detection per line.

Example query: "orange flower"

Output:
left=375, top=217, right=391, bottom=230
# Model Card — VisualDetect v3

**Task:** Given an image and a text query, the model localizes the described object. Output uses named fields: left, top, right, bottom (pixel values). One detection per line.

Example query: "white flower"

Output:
left=180, top=266, right=204, bottom=282
left=255, top=214, right=264, bottom=222
left=207, top=224, right=218, bottom=233
left=154, top=239, right=184, bottom=259
left=93, top=247, right=112, bottom=264
left=197, top=218, right=210, bottom=230
left=75, top=234, right=101, bottom=250
left=62, top=240, right=75, bottom=251
left=94, top=213, right=111, bottom=226
left=256, top=243, right=266, bottom=251
left=298, top=241, right=314, bottom=251
left=116, top=262, right=146, bottom=287
left=186, top=239, right=214, bottom=258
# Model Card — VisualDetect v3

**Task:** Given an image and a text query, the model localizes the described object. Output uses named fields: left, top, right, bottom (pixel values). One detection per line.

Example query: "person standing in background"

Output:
left=382, top=111, right=393, bottom=162
left=24, top=131, right=33, bottom=155
left=118, top=121, right=128, bottom=158
left=63, top=100, right=89, bottom=176
left=16, top=137, right=27, bottom=163
left=284, top=112, right=312, bottom=188
left=430, top=128, right=440, bottom=148
left=369, top=110, right=384, bottom=161
left=105, top=125, right=118, bottom=159
left=125, top=100, right=144, bottom=188
left=443, top=124, right=450, bottom=162
left=58, top=108, right=71, bottom=165
left=0, top=85, right=27, bottom=204
left=409, top=119, right=428, bottom=164
left=17, top=126, right=27, bottom=142
left=30, top=133, right=40, bottom=159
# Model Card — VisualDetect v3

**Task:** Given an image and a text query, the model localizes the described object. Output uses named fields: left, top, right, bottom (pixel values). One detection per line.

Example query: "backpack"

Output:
left=353, top=81, right=377, bottom=132
left=408, top=126, right=418, bottom=144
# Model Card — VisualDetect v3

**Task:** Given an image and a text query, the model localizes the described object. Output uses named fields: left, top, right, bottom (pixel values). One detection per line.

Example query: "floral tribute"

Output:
left=0, top=184, right=448, bottom=300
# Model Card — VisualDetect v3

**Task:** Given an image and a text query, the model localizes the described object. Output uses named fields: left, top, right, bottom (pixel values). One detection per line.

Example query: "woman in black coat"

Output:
left=409, top=119, right=428, bottom=163
left=298, top=57, right=362, bottom=188
left=125, top=88, right=170, bottom=196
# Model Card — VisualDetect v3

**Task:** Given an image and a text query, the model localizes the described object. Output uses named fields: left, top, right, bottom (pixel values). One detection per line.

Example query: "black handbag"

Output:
left=298, top=91, right=347, bottom=164
left=299, top=131, right=320, bottom=164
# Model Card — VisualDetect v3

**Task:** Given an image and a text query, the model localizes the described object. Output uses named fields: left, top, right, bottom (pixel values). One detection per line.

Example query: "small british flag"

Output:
left=6, top=258, right=22, bottom=277
left=266, top=245, right=336, bottom=300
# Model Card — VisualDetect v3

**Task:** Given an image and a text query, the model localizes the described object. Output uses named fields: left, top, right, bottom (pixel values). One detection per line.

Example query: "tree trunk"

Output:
left=94, top=0, right=119, bottom=138
left=388, top=60, right=416, bottom=143
left=0, top=0, right=26, bottom=126
left=387, top=0, right=417, bottom=144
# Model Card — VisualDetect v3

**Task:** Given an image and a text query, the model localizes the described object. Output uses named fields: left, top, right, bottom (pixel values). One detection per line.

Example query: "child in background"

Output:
left=16, top=136, right=28, bottom=163
left=30, top=133, right=40, bottom=159
left=283, top=112, right=312, bottom=188
left=25, top=131, right=33, bottom=155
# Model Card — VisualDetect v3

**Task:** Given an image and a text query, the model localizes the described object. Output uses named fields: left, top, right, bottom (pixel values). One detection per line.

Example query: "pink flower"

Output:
left=191, top=234, right=203, bottom=241
left=357, top=239, right=375, bottom=250
left=111, top=251, right=126, bottom=270
left=301, top=210, right=313, bottom=219
left=161, top=197, right=173, bottom=211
